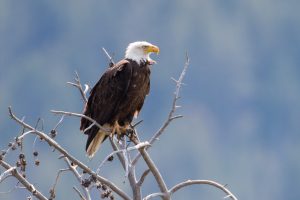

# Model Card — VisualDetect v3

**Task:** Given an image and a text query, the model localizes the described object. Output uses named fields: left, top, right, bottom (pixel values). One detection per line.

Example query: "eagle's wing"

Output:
left=80, top=59, right=132, bottom=133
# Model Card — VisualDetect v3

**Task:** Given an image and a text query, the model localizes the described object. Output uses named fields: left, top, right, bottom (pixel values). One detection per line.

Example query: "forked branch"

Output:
left=0, top=160, right=47, bottom=200
left=67, top=71, right=89, bottom=103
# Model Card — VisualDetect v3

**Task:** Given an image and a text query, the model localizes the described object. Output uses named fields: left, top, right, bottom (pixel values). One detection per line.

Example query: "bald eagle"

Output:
left=80, top=41, right=159, bottom=157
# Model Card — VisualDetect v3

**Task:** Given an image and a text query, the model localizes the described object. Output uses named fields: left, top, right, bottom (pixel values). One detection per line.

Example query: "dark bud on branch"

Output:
left=50, top=130, right=57, bottom=138
left=96, top=182, right=102, bottom=189
left=102, top=184, right=107, bottom=190
left=91, top=175, right=97, bottom=182
left=81, top=179, right=91, bottom=188
left=108, top=155, right=114, bottom=162
left=35, top=159, right=40, bottom=166
left=101, top=190, right=112, bottom=199
left=19, top=153, right=25, bottom=159
left=17, top=140, right=22, bottom=146
left=33, top=151, right=38, bottom=157
left=11, top=144, right=17, bottom=151
left=49, top=188, right=55, bottom=200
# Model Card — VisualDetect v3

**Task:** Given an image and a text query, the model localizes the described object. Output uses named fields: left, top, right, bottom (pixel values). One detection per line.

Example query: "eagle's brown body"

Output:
left=80, top=58, right=151, bottom=156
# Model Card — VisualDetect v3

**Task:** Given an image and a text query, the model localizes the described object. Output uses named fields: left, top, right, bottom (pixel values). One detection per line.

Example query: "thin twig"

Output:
left=32, top=135, right=39, bottom=153
left=137, top=169, right=151, bottom=187
left=50, top=110, right=110, bottom=133
left=34, top=118, right=44, bottom=131
left=18, top=117, right=26, bottom=152
left=73, top=186, right=87, bottom=200
left=16, top=130, right=35, bottom=141
left=67, top=71, right=89, bottom=103
left=1, top=130, right=34, bottom=160
left=83, top=122, right=96, bottom=133
left=53, top=115, right=65, bottom=131
left=50, top=168, right=70, bottom=198
left=96, top=142, right=150, bottom=174
left=102, top=47, right=115, bottom=65
left=0, top=182, right=24, bottom=195
left=132, top=120, right=143, bottom=128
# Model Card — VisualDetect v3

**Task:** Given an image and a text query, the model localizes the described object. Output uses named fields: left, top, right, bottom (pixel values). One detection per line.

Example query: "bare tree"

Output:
left=0, top=52, right=238, bottom=200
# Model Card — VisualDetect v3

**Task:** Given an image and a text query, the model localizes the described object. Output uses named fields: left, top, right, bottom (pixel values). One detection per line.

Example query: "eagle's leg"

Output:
left=119, top=123, right=130, bottom=137
left=125, top=126, right=139, bottom=145
left=111, top=123, right=117, bottom=138
left=113, top=121, right=139, bottom=145
left=112, top=121, right=127, bottom=142
left=112, top=121, right=122, bottom=141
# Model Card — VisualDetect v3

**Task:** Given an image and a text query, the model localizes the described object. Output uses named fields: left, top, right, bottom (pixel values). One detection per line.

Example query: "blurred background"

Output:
left=1, top=0, right=300, bottom=199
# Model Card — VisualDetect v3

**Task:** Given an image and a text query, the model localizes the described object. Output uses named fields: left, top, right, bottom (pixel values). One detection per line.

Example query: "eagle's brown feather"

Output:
left=80, top=59, right=151, bottom=157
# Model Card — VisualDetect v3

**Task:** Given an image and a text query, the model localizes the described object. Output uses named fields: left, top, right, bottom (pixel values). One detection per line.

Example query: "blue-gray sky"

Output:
left=1, top=1, right=300, bottom=199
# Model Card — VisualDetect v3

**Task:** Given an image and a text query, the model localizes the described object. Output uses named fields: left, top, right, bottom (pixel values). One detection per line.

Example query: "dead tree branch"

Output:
left=2, top=52, right=239, bottom=200
left=138, top=148, right=169, bottom=200
left=143, top=180, right=238, bottom=200
left=0, top=160, right=48, bottom=200
left=8, top=106, right=131, bottom=200
left=169, top=180, right=238, bottom=200
left=0, top=182, right=24, bottom=195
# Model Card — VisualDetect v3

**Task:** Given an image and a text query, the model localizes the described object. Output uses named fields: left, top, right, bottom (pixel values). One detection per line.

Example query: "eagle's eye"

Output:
left=141, top=45, right=148, bottom=49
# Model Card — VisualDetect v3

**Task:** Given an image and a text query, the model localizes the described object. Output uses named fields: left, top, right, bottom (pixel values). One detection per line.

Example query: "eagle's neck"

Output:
left=126, top=58, right=154, bottom=67
left=125, top=55, right=149, bottom=65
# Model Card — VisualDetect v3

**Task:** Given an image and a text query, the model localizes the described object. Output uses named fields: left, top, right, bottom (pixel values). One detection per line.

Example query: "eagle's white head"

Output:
left=125, top=41, right=159, bottom=65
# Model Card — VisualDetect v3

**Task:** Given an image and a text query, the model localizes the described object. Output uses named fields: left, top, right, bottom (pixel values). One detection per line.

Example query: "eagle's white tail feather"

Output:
left=86, top=130, right=106, bottom=158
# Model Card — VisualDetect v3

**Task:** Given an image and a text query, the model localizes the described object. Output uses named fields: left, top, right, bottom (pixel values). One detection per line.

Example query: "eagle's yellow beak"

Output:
left=145, top=45, right=160, bottom=55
